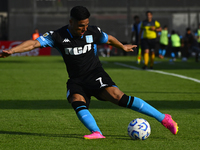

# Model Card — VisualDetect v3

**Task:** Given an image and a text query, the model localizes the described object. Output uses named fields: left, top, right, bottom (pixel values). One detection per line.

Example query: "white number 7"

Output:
left=96, top=77, right=108, bottom=88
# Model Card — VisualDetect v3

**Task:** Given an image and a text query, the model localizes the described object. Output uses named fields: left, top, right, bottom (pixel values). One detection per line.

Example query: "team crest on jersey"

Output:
left=43, top=32, right=49, bottom=37
left=86, top=35, right=93, bottom=43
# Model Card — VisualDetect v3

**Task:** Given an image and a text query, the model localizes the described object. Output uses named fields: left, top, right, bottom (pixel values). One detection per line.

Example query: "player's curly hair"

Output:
left=70, top=6, right=90, bottom=21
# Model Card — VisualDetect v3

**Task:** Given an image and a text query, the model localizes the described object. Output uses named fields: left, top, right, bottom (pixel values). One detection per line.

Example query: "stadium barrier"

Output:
left=0, top=41, right=51, bottom=56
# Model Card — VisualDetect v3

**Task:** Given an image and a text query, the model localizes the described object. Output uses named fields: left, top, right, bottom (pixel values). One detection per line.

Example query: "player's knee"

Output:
left=69, top=94, right=86, bottom=103
left=109, top=86, right=124, bottom=101
left=118, top=94, right=134, bottom=108
left=71, top=101, right=88, bottom=114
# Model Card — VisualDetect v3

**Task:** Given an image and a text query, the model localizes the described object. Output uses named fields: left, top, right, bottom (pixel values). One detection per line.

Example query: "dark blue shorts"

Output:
left=141, top=38, right=156, bottom=51
left=66, top=67, right=116, bottom=104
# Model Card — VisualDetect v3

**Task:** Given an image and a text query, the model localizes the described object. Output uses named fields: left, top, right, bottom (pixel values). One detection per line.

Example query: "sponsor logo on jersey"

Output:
left=86, top=35, right=93, bottom=43
left=64, top=44, right=92, bottom=55
left=63, top=38, right=70, bottom=43
left=40, top=36, right=45, bottom=41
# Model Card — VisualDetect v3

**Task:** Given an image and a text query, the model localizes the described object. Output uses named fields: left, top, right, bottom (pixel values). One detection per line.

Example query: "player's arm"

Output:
left=0, top=40, right=41, bottom=58
left=97, top=29, right=136, bottom=52
left=155, top=27, right=162, bottom=32
left=106, top=35, right=137, bottom=52
left=151, top=21, right=162, bottom=32
left=150, top=26, right=162, bottom=32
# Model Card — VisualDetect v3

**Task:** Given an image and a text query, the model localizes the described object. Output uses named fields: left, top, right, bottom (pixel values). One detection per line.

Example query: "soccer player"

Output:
left=183, top=27, right=200, bottom=62
left=170, top=30, right=181, bottom=61
left=139, top=11, right=162, bottom=69
left=158, top=25, right=169, bottom=59
left=0, top=6, right=178, bottom=139
left=130, top=15, right=143, bottom=64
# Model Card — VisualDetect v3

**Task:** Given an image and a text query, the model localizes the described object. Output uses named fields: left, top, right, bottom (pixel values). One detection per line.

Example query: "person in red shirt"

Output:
left=32, top=28, right=41, bottom=40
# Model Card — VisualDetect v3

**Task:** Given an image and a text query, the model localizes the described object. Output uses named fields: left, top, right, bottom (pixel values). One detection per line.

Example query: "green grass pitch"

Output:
left=0, top=55, right=200, bottom=150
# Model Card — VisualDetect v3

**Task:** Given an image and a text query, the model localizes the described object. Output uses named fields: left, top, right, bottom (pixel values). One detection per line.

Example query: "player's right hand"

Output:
left=0, top=50, right=12, bottom=58
left=150, top=26, right=155, bottom=31
left=123, top=45, right=137, bottom=52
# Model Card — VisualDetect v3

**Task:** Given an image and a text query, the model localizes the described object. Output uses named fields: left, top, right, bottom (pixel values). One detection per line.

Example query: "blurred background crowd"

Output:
left=0, top=0, right=200, bottom=61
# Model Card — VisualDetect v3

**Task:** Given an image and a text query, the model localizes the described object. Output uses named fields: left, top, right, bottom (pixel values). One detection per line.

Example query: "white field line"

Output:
left=114, top=62, right=200, bottom=84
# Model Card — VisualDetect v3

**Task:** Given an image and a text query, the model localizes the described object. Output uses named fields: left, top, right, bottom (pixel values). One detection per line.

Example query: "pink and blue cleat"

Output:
left=161, top=114, right=178, bottom=135
left=83, top=131, right=106, bottom=139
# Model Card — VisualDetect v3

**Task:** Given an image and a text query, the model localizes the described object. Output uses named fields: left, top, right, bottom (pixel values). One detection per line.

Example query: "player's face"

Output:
left=70, top=18, right=89, bottom=36
left=187, top=30, right=191, bottom=34
left=134, top=18, right=140, bottom=24
left=146, top=13, right=153, bottom=21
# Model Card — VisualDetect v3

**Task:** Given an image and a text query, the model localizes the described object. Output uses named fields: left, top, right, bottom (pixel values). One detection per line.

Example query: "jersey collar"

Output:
left=67, top=28, right=84, bottom=39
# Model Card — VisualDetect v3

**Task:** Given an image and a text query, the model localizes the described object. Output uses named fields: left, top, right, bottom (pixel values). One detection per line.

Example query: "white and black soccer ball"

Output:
left=127, top=118, right=151, bottom=140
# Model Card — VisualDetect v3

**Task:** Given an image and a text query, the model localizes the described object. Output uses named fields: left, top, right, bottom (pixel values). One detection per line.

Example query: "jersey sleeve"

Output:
left=98, top=32, right=108, bottom=44
left=155, top=21, right=161, bottom=28
left=95, top=27, right=108, bottom=44
left=36, top=31, right=55, bottom=48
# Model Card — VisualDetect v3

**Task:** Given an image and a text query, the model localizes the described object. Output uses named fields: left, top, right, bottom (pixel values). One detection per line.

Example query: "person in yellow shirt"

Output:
left=139, top=11, right=162, bottom=69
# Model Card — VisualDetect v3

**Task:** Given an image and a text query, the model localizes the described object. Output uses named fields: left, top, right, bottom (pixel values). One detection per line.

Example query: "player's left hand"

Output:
left=123, top=45, right=137, bottom=52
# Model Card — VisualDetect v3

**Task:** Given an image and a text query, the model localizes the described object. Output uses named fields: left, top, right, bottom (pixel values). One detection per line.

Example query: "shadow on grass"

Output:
left=0, top=99, right=199, bottom=110
left=0, top=130, right=169, bottom=141
left=0, top=130, right=83, bottom=139
left=0, top=130, right=131, bottom=140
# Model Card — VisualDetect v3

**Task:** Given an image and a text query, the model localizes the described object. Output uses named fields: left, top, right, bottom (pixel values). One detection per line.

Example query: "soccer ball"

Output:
left=127, top=118, right=151, bottom=140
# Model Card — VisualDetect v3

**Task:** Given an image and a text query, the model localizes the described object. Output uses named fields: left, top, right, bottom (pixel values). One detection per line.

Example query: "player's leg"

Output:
left=143, top=48, right=149, bottom=69
left=99, top=86, right=178, bottom=135
left=193, top=46, right=200, bottom=62
left=67, top=79, right=105, bottom=139
left=158, top=43, right=164, bottom=59
left=69, top=94, right=105, bottom=139
left=159, top=44, right=166, bottom=59
left=162, top=45, right=166, bottom=57
left=150, top=50, right=155, bottom=69
left=137, top=45, right=142, bottom=64
left=149, top=39, right=156, bottom=69
left=141, top=39, right=149, bottom=69
left=171, top=47, right=176, bottom=61
left=158, top=49, right=163, bottom=58
left=100, top=87, right=165, bottom=121
left=162, top=49, right=166, bottom=57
